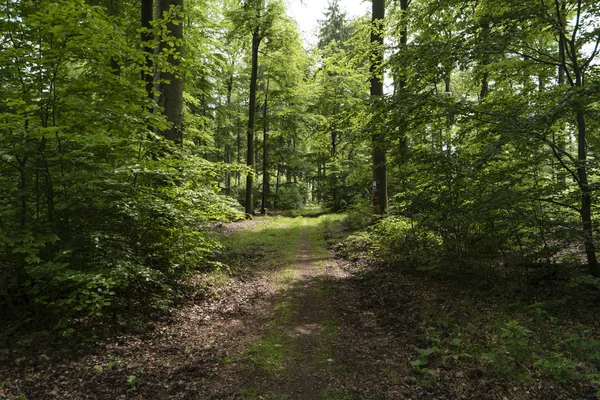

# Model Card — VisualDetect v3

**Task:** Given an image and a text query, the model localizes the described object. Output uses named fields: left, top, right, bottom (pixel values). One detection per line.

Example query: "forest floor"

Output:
left=1, top=211, right=599, bottom=399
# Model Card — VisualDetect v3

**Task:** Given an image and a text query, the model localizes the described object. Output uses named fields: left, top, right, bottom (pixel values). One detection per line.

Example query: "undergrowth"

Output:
left=340, top=211, right=600, bottom=396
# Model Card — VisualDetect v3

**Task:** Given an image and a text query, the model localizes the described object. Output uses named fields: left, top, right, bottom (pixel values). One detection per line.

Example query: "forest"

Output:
left=1, top=0, right=600, bottom=398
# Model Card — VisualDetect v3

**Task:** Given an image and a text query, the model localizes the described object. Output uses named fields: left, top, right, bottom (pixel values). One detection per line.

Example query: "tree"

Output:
left=371, top=0, right=387, bottom=214
left=156, top=0, right=185, bottom=143
left=227, top=0, right=284, bottom=214
left=536, top=0, right=600, bottom=276
left=318, top=0, right=353, bottom=49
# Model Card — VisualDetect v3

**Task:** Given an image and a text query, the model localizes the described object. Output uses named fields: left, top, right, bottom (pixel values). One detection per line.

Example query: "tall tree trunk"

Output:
left=479, top=20, right=490, bottom=99
left=245, top=30, right=261, bottom=214
left=261, top=80, right=269, bottom=214
left=556, top=0, right=567, bottom=188
left=275, top=162, right=281, bottom=209
left=371, top=0, right=387, bottom=214
left=225, top=70, right=234, bottom=193
left=141, top=0, right=154, bottom=101
left=317, top=160, right=321, bottom=204
left=576, top=109, right=599, bottom=276
left=156, top=0, right=184, bottom=143
left=396, top=0, right=409, bottom=157
left=237, top=115, right=241, bottom=186
left=331, top=129, right=337, bottom=157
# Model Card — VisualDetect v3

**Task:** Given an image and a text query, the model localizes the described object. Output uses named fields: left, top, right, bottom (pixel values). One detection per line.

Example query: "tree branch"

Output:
left=538, top=197, right=581, bottom=213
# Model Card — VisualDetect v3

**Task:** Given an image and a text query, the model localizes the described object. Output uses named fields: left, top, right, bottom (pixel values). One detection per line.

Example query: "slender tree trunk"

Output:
left=261, top=80, right=269, bottom=214
left=556, top=0, right=567, bottom=188
left=371, top=0, right=387, bottom=214
left=576, top=109, right=599, bottom=276
left=397, top=0, right=409, bottom=157
left=225, top=71, right=234, bottom=193
left=225, top=145, right=231, bottom=193
left=275, top=162, right=281, bottom=209
left=245, top=30, right=261, bottom=214
left=444, top=74, right=452, bottom=153
left=554, top=0, right=599, bottom=276
left=317, top=160, right=321, bottom=204
left=479, top=20, right=490, bottom=100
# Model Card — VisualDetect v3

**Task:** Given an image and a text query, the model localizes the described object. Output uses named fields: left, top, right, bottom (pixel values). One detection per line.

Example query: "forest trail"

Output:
left=3, top=214, right=597, bottom=399
left=236, top=219, right=348, bottom=398
left=0, top=214, right=417, bottom=399
left=214, top=214, right=415, bottom=399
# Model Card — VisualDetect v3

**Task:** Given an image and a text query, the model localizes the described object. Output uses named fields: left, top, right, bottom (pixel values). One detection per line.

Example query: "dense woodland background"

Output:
left=1, top=0, right=600, bottom=390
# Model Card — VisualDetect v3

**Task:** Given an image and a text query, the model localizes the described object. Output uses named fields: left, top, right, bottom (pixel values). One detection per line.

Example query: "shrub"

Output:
left=274, top=183, right=308, bottom=210
left=346, top=216, right=443, bottom=269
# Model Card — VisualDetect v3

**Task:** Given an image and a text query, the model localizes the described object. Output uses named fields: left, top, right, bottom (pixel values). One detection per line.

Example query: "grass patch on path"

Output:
left=238, top=213, right=346, bottom=398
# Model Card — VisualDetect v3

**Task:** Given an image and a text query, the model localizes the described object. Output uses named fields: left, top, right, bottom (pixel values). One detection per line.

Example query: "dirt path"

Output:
left=237, top=220, right=346, bottom=398
left=0, top=216, right=416, bottom=399
left=3, top=215, right=600, bottom=399
left=223, top=217, right=416, bottom=399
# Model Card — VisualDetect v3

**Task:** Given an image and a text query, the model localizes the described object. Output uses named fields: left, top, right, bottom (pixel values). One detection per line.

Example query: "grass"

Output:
left=234, top=210, right=346, bottom=397
left=230, top=215, right=305, bottom=377
left=318, top=386, right=351, bottom=399
left=222, top=215, right=305, bottom=276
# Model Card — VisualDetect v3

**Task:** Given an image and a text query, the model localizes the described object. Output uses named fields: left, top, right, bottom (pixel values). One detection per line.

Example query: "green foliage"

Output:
left=499, top=320, right=532, bottom=363
left=274, top=183, right=308, bottom=210
left=126, top=375, right=137, bottom=391
left=343, top=199, right=376, bottom=231
left=410, top=347, right=438, bottom=373
left=0, top=0, right=243, bottom=326
left=347, top=216, right=443, bottom=269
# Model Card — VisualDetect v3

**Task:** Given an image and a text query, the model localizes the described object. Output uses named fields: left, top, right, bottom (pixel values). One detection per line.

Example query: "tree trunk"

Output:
left=331, top=128, right=337, bottom=157
left=245, top=30, right=261, bottom=214
left=554, top=0, right=599, bottom=276
left=317, top=160, right=321, bottom=204
left=237, top=116, right=241, bottom=186
left=156, top=0, right=184, bottom=143
left=576, top=109, right=600, bottom=277
left=261, top=80, right=269, bottom=214
left=371, top=0, right=387, bottom=214
left=479, top=20, right=490, bottom=100
left=556, top=0, right=567, bottom=188
left=397, top=0, right=409, bottom=157
left=225, top=70, right=234, bottom=193
left=225, top=144, right=231, bottom=193
left=141, top=0, right=154, bottom=101
left=275, top=162, right=281, bottom=209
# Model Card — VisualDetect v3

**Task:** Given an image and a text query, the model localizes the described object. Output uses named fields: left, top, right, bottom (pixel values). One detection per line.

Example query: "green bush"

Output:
left=344, top=199, right=376, bottom=230
left=274, top=183, right=308, bottom=210
left=346, top=216, right=443, bottom=269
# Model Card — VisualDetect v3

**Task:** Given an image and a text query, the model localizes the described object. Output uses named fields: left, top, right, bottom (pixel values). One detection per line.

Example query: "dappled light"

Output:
left=1, top=0, right=600, bottom=398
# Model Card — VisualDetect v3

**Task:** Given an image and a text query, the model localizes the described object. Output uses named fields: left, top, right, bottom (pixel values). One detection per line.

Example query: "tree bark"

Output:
left=556, top=0, right=567, bottom=188
left=479, top=20, right=490, bottom=100
left=261, top=79, right=269, bottom=214
left=576, top=109, right=600, bottom=277
left=555, top=0, right=599, bottom=276
left=396, top=0, right=409, bottom=158
left=371, top=0, right=387, bottom=214
left=142, top=0, right=154, bottom=101
left=245, top=30, right=261, bottom=214
left=156, top=0, right=184, bottom=143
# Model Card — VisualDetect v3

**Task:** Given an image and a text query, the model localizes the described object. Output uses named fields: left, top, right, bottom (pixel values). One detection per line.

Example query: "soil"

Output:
left=0, top=216, right=598, bottom=399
